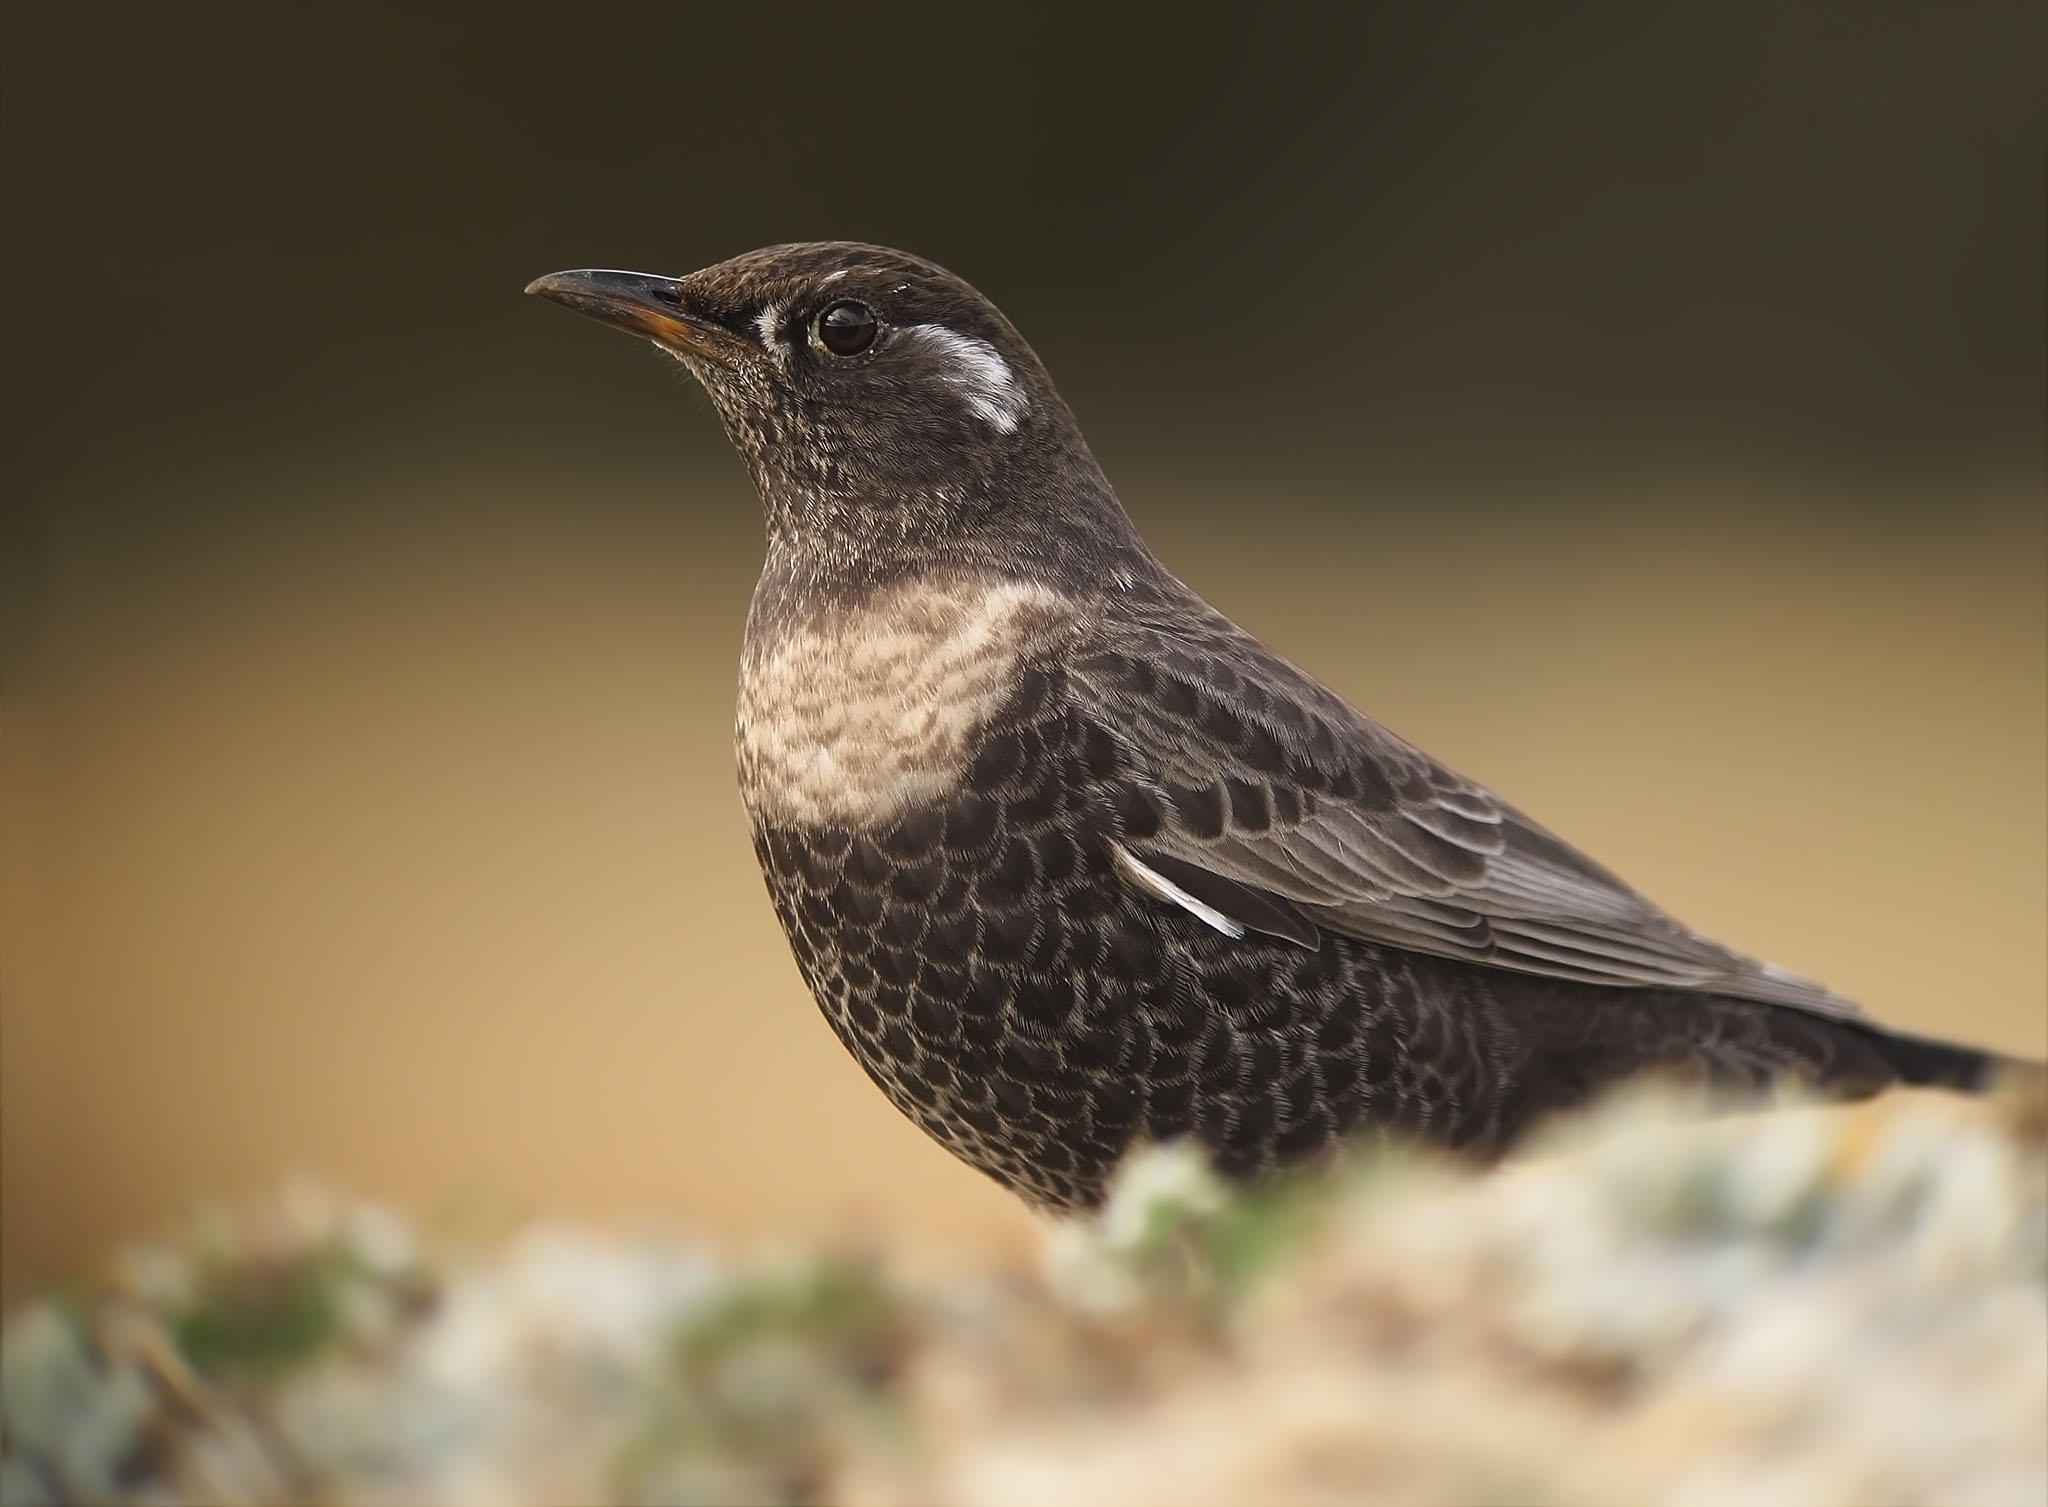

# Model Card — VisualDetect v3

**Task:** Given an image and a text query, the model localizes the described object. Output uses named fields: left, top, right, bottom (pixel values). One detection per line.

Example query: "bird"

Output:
left=528, top=243, right=2033, bottom=1213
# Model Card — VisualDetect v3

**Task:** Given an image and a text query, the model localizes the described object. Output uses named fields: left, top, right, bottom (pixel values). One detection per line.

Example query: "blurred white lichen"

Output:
left=3, top=1080, right=2043, bottom=1507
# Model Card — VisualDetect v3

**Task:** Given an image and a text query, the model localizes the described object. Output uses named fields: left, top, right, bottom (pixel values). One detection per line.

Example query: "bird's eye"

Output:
left=816, top=301, right=879, bottom=357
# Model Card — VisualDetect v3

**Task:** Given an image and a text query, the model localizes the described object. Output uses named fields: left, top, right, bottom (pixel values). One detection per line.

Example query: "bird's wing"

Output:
left=1069, top=599, right=1862, bottom=1020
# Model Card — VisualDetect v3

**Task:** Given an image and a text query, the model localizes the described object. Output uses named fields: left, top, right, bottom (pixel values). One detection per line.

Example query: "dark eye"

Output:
left=816, top=300, right=878, bottom=357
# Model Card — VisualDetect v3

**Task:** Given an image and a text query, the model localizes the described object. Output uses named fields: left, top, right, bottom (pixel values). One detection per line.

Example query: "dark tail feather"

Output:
left=1845, top=1021, right=2045, bottom=1095
left=1505, top=987, right=2040, bottom=1148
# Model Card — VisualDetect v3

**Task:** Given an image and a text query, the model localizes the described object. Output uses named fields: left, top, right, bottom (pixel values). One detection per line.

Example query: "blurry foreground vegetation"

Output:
left=3, top=1082, right=2043, bottom=1507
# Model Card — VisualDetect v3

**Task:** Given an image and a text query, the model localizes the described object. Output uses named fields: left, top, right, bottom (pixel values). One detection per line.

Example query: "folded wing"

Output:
left=1071, top=598, right=1860, bottom=1021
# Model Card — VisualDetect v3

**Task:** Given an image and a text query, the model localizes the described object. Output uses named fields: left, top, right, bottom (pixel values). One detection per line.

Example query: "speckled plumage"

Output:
left=530, top=244, right=2022, bottom=1211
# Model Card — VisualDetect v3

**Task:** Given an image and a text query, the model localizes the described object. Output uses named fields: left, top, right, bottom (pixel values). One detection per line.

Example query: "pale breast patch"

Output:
left=737, top=577, right=1076, bottom=828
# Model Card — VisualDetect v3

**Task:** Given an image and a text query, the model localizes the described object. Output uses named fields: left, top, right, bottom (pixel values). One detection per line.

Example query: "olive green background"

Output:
left=4, top=2, right=2043, bottom=1287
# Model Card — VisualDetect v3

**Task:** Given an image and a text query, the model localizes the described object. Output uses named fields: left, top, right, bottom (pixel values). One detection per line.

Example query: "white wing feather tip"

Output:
left=1113, top=844, right=1246, bottom=939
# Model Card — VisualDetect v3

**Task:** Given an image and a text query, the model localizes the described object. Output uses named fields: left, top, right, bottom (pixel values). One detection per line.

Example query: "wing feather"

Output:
left=1073, top=599, right=1861, bottom=1021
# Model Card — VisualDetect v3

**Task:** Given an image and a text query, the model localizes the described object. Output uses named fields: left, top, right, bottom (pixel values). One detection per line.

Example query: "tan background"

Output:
left=4, top=3, right=2043, bottom=1290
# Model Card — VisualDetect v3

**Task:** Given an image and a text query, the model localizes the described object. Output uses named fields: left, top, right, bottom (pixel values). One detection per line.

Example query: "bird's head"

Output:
left=528, top=242, right=1139, bottom=591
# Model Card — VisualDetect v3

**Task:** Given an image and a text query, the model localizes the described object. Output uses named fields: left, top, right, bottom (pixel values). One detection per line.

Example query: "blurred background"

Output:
left=4, top=2, right=2043, bottom=1293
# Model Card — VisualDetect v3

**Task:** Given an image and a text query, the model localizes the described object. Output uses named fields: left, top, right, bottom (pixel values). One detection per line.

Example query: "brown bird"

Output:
left=529, top=242, right=2033, bottom=1211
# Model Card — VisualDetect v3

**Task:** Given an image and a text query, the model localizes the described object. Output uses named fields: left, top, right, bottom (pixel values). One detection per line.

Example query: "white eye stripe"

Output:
left=897, top=324, right=1030, bottom=433
left=755, top=301, right=789, bottom=357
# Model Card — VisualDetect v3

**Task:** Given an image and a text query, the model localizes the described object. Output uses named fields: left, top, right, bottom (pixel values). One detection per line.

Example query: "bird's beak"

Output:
left=524, top=268, right=747, bottom=363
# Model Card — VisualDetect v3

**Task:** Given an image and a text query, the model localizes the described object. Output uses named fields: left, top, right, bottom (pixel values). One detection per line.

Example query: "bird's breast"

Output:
left=735, top=574, right=1078, bottom=829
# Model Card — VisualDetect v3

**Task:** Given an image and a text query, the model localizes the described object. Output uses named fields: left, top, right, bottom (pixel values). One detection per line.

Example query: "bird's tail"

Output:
left=1498, top=989, right=2040, bottom=1156
left=1851, top=1021, right=2046, bottom=1096
left=1530, top=988, right=2043, bottom=1114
